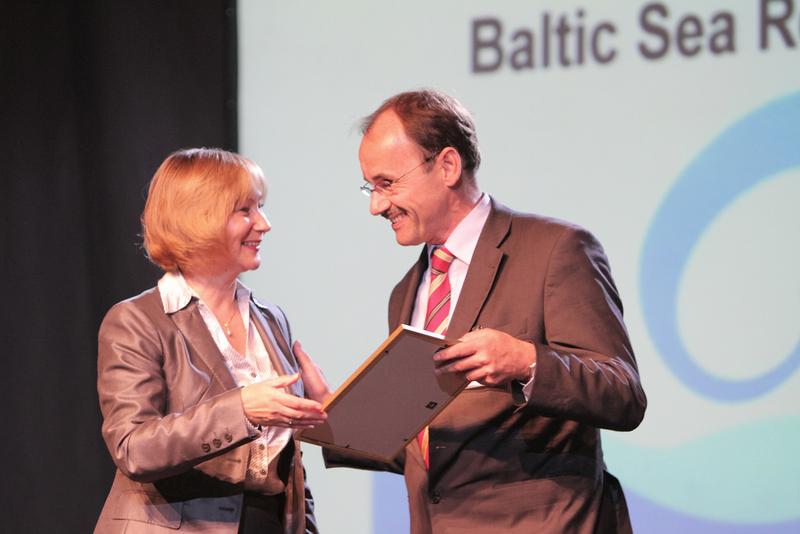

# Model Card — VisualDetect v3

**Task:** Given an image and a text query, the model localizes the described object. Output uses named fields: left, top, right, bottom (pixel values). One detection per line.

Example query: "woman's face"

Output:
left=221, top=194, right=271, bottom=275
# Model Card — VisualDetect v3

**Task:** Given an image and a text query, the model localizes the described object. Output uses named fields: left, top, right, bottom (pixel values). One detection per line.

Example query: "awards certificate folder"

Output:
left=297, top=324, right=467, bottom=463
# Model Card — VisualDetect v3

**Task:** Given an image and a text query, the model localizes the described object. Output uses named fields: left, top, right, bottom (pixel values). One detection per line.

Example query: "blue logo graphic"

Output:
left=621, top=91, right=800, bottom=530
left=640, top=91, right=800, bottom=402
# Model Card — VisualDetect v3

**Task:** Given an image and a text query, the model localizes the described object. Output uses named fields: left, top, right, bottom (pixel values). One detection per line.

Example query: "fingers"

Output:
left=432, top=329, right=498, bottom=381
left=434, top=355, right=498, bottom=385
left=293, top=340, right=309, bottom=363
left=266, top=387, right=326, bottom=414
left=281, top=405, right=328, bottom=426
left=260, top=394, right=327, bottom=427
left=241, top=375, right=328, bottom=428
left=280, top=419, right=318, bottom=429
left=434, top=341, right=476, bottom=363
left=434, top=329, right=536, bottom=385
left=293, top=339, right=333, bottom=403
left=433, top=338, right=479, bottom=378
left=281, top=393, right=326, bottom=413
left=434, top=354, right=483, bottom=376
left=247, top=403, right=327, bottom=428
left=435, top=328, right=499, bottom=361
left=293, top=340, right=324, bottom=379
left=273, top=401, right=328, bottom=428
left=263, top=373, right=301, bottom=388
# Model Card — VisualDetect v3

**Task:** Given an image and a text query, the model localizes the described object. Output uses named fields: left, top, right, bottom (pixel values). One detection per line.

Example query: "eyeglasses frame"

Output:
left=359, top=151, right=439, bottom=197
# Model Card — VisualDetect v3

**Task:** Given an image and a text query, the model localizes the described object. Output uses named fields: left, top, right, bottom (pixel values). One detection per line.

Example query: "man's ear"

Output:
left=439, top=147, right=463, bottom=188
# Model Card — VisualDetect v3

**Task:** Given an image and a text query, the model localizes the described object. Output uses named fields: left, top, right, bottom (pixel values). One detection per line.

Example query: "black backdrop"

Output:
left=1, top=2, right=237, bottom=531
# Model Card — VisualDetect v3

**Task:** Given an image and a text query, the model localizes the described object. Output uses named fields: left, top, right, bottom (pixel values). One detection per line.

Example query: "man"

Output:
left=327, top=89, right=646, bottom=533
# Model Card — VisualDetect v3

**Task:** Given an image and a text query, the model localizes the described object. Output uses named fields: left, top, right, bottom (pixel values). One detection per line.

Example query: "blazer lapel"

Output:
left=250, top=301, right=304, bottom=399
left=169, top=302, right=237, bottom=393
left=389, top=247, right=428, bottom=329
left=447, top=200, right=512, bottom=338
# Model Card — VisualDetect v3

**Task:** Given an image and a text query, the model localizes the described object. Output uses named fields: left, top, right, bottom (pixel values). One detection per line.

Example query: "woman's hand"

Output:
left=240, top=374, right=327, bottom=429
left=293, top=340, right=333, bottom=404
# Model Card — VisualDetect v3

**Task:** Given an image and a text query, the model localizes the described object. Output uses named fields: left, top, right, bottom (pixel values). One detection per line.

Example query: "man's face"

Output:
left=359, top=111, right=451, bottom=246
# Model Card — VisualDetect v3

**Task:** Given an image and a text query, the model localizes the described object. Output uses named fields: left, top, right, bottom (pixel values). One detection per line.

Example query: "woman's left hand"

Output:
left=293, top=340, right=333, bottom=404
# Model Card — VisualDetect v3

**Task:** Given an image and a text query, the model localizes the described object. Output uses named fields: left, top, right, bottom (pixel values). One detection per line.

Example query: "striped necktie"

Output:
left=417, top=246, right=455, bottom=468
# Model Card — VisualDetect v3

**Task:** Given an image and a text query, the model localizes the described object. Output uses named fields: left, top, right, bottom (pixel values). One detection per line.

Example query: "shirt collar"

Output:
left=428, top=193, right=491, bottom=267
left=157, top=271, right=252, bottom=314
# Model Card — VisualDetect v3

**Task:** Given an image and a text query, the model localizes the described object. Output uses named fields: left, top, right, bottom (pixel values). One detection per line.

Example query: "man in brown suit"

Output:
left=327, top=89, right=646, bottom=533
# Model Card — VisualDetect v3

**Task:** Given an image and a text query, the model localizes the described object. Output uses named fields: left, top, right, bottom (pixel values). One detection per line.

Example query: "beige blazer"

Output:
left=94, top=288, right=317, bottom=534
left=327, top=199, right=646, bottom=533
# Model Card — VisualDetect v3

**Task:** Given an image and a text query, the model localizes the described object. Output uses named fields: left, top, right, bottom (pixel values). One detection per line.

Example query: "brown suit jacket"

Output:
left=327, top=198, right=646, bottom=533
left=94, top=287, right=318, bottom=534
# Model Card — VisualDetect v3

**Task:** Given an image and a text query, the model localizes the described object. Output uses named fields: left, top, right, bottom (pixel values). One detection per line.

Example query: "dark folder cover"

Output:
left=297, top=324, right=467, bottom=463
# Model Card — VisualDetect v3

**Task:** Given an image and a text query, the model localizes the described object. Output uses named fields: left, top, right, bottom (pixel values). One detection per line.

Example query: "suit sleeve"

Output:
left=525, top=226, right=647, bottom=431
left=97, top=300, right=257, bottom=483
left=322, top=445, right=404, bottom=474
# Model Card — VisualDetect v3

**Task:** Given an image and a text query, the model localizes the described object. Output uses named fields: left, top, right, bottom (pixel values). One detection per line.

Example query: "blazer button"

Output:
left=201, top=443, right=211, bottom=453
left=224, top=432, right=233, bottom=443
left=430, top=492, right=441, bottom=504
left=213, top=438, right=222, bottom=448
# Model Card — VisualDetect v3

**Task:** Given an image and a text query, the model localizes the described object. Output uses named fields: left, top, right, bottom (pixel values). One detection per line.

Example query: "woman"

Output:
left=95, top=148, right=330, bottom=534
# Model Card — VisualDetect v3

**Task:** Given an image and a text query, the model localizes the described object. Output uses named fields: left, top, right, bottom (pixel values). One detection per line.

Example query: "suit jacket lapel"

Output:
left=447, top=199, right=512, bottom=338
left=250, top=301, right=304, bottom=399
left=389, top=247, right=428, bottom=328
left=389, top=200, right=513, bottom=336
left=169, top=302, right=238, bottom=393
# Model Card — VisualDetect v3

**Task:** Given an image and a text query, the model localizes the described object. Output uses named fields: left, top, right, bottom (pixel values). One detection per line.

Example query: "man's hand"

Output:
left=433, top=328, right=537, bottom=386
left=293, top=340, right=333, bottom=404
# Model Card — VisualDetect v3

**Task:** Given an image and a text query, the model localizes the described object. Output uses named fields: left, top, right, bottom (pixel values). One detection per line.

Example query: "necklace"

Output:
left=222, top=307, right=237, bottom=337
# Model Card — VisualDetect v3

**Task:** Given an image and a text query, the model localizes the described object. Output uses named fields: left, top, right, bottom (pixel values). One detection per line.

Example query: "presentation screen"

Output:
left=239, top=1, right=800, bottom=532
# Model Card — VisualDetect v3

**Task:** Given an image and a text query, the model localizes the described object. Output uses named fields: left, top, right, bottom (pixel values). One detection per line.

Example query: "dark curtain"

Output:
left=0, top=1, right=237, bottom=531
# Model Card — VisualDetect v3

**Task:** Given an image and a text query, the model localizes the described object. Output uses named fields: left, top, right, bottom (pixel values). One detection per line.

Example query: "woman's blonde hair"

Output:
left=141, top=148, right=266, bottom=272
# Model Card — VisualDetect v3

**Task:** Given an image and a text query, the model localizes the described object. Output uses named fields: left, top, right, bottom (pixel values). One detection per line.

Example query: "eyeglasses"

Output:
left=360, top=152, right=437, bottom=197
